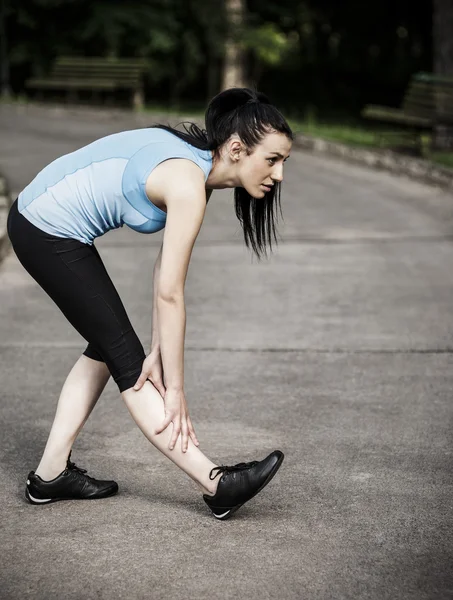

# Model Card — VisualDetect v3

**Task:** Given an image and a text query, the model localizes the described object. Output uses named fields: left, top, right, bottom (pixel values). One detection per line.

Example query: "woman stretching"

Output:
left=7, top=87, right=293, bottom=520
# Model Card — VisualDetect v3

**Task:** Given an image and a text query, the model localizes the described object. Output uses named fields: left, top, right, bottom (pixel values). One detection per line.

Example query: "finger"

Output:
left=168, top=420, right=181, bottom=451
left=187, top=416, right=200, bottom=446
left=133, top=372, right=148, bottom=391
left=189, top=428, right=200, bottom=447
left=180, top=419, right=189, bottom=453
left=168, top=419, right=181, bottom=450
left=154, top=412, right=173, bottom=435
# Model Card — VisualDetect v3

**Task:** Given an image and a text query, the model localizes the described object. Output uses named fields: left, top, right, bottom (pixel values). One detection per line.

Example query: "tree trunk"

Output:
left=433, top=0, right=453, bottom=75
left=0, top=0, right=12, bottom=99
left=206, top=52, right=219, bottom=103
left=221, top=0, right=248, bottom=90
left=433, top=0, right=453, bottom=149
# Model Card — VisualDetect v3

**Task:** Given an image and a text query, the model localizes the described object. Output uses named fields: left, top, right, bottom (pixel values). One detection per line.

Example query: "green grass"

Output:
left=288, top=119, right=379, bottom=147
left=288, top=117, right=453, bottom=171
left=430, top=152, right=453, bottom=169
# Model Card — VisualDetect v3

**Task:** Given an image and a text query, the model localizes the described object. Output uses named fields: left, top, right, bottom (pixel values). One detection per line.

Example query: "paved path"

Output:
left=1, top=103, right=452, bottom=600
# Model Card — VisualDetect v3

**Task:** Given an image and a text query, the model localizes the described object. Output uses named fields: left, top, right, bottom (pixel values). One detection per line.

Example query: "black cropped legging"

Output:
left=6, top=198, right=146, bottom=392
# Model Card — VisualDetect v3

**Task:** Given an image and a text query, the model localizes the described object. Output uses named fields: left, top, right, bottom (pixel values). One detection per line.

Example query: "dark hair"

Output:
left=149, top=88, right=293, bottom=260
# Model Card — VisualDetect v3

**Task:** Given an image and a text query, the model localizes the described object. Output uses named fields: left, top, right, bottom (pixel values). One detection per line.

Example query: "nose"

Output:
left=272, top=166, right=284, bottom=183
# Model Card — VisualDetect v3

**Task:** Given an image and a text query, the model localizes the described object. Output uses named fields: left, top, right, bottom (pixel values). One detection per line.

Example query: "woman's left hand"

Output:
left=133, top=349, right=166, bottom=398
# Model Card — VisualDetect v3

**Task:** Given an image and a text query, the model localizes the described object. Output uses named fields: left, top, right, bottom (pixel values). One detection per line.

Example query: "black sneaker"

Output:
left=25, top=452, right=118, bottom=505
left=202, top=450, right=284, bottom=520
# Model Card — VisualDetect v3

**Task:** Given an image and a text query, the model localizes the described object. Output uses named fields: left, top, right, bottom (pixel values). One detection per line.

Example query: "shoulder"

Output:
left=145, top=157, right=206, bottom=210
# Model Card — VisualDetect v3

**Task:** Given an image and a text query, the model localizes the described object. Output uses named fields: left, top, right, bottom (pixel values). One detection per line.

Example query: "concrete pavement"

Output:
left=0, top=103, right=452, bottom=599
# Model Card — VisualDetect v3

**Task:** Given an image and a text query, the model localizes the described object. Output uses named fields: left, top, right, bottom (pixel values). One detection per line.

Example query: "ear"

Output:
left=229, top=138, right=244, bottom=161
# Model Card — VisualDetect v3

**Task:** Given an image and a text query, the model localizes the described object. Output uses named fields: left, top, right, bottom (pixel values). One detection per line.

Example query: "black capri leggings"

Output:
left=6, top=198, right=146, bottom=393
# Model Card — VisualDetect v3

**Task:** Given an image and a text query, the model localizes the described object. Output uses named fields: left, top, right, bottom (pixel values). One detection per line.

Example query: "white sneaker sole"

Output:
left=25, top=483, right=118, bottom=505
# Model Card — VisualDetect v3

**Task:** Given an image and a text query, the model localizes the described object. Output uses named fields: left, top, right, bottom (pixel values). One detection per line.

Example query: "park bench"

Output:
left=25, top=56, right=147, bottom=109
left=362, top=72, right=453, bottom=150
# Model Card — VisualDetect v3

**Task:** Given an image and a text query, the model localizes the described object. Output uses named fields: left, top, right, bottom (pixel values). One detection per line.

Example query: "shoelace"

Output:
left=66, top=452, right=95, bottom=480
left=209, top=460, right=259, bottom=480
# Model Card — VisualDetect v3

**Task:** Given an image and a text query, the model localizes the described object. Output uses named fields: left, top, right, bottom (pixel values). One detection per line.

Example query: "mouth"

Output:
left=261, top=184, right=273, bottom=192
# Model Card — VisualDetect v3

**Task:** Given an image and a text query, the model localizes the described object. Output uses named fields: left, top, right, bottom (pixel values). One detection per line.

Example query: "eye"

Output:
left=267, top=157, right=288, bottom=165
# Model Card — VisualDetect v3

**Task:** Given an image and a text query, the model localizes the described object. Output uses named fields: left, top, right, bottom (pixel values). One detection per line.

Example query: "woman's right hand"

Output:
left=154, top=388, right=200, bottom=452
left=133, top=349, right=166, bottom=398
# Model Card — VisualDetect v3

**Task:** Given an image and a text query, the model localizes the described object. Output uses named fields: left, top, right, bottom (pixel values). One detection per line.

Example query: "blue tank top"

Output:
left=17, top=128, right=213, bottom=245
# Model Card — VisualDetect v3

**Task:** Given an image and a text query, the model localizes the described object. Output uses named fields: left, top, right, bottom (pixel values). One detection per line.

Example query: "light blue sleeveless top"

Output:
left=17, top=128, right=213, bottom=245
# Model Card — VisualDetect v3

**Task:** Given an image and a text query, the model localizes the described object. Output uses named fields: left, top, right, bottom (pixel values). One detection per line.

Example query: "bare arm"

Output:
left=150, top=188, right=212, bottom=355
left=150, top=161, right=207, bottom=391
left=150, top=242, right=163, bottom=352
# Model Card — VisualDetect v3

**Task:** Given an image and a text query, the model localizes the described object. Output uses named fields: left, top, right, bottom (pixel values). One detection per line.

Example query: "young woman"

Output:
left=7, top=87, right=293, bottom=520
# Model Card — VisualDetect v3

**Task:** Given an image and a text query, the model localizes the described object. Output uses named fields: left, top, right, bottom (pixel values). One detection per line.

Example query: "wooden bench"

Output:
left=362, top=72, right=453, bottom=150
left=26, top=56, right=147, bottom=109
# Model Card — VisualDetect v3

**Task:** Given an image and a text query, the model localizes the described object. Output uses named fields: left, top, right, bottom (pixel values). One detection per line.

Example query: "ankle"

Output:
left=34, top=467, right=64, bottom=481
left=35, top=459, right=67, bottom=482
left=200, top=475, right=220, bottom=497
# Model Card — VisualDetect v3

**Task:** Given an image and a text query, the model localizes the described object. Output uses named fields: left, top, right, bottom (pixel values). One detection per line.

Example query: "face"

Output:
left=231, top=131, right=292, bottom=198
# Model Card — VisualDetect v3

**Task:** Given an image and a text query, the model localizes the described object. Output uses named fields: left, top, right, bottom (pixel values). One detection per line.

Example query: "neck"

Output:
left=205, top=149, right=240, bottom=190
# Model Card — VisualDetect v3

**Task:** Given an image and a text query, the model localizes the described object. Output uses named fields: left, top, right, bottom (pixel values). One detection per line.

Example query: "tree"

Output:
left=433, top=0, right=453, bottom=149
left=433, top=0, right=453, bottom=76
left=0, top=0, right=11, bottom=98
left=242, top=22, right=291, bottom=88
left=222, top=0, right=248, bottom=89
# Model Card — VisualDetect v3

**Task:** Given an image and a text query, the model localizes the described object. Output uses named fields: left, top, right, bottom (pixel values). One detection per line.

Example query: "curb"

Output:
left=0, top=174, right=12, bottom=264
left=0, top=99, right=199, bottom=126
left=293, top=134, right=453, bottom=191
